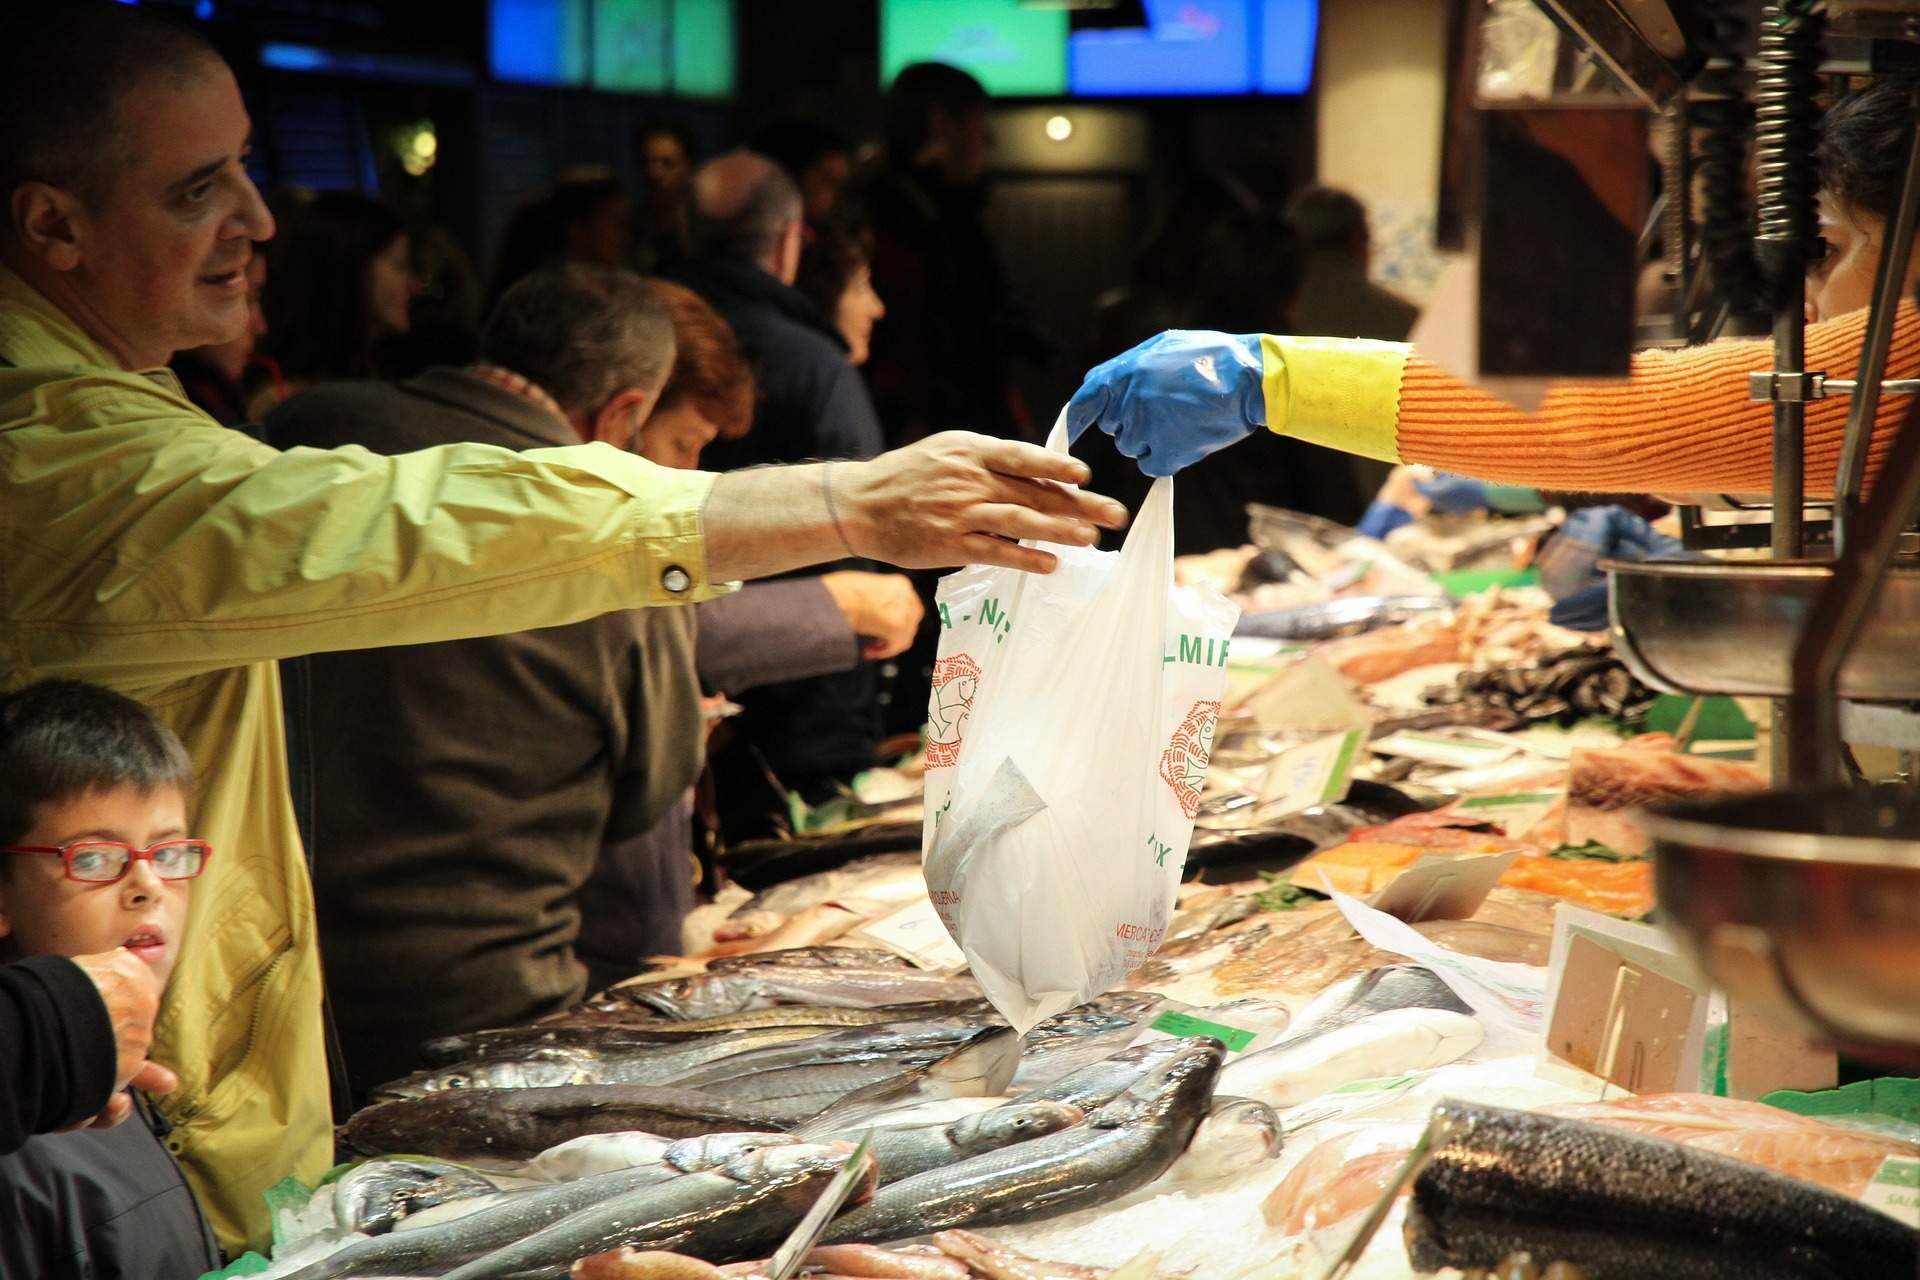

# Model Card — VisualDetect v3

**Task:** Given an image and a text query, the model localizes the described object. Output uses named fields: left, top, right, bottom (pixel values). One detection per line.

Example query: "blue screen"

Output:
left=1067, top=0, right=1316, bottom=97
left=490, top=0, right=589, bottom=86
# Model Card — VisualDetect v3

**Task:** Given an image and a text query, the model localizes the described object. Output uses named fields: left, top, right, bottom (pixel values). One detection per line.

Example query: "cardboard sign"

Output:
left=1368, top=849, right=1520, bottom=923
left=1539, top=904, right=1710, bottom=1095
left=1722, top=1001, right=1837, bottom=1100
left=851, top=898, right=968, bottom=972
left=1256, top=728, right=1364, bottom=817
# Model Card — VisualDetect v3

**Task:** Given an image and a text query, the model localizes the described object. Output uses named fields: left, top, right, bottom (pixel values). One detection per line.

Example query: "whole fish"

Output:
left=377, top=1027, right=835, bottom=1101
left=1009, top=1013, right=1152, bottom=1094
left=736, top=852, right=925, bottom=918
left=1214, top=1007, right=1484, bottom=1107
left=822, top=1039, right=1222, bottom=1244
left=1406, top=1102, right=1920, bottom=1278
left=281, top=1133, right=788, bottom=1280
left=1273, top=963, right=1471, bottom=1048
left=497, top=999, right=997, bottom=1044
left=1164, top=1096, right=1282, bottom=1184
left=1234, top=594, right=1454, bottom=641
left=421, top=1023, right=696, bottom=1067
left=675, top=1021, right=989, bottom=1091
left=1010, top=1036, right=1197, bottom=1113
left=342, top=1085, right=791, bottom=1164
left=331, top=1157, right=498, bottom=1235
left=528, top=1131, right=802, bottom=1183
left=822, top=1101, right=1086, bottom=1184
left=620, top=966, right=983, bottom=1021
left=440, top=1143, right=870, bottom=1279
left=706, top=947, right=913, bottom=972
left=800, top=1027, right=1023, bottom=1135
left=696, top=1057, right=956, bottom=1123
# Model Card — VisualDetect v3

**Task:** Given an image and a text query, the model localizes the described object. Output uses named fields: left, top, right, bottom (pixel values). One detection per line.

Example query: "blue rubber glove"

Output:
left=1066, top=331, right=1267, bottom=477
left=1355, top=500, right=1416, bottom=540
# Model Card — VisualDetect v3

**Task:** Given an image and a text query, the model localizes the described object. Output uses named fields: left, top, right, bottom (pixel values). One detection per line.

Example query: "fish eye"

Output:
left=444, top=1073, right=469, bottom=1089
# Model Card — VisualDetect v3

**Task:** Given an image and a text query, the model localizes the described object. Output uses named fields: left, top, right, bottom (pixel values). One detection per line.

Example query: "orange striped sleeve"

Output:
left=1393, top=304, right=1916, bottom=493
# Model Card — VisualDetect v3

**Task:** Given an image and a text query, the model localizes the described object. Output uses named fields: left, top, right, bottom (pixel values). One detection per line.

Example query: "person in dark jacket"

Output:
left=673, top=152, right=888, bottom=813
left=0, top=680, right=220, bottom=1279
left=263, top=265, right=707, bottom=1098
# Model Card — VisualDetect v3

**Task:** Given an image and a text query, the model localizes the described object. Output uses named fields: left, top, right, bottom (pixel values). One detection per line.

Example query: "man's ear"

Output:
left=589, top=387, right=654, bottom=450
left=12, top=183, right=86, bottom=273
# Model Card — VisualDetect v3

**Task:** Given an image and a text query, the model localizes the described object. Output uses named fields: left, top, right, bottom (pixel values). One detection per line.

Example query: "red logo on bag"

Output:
left=1159, top=699, right=1220, bottom=819
left=925, top=654, right=982, bottom=768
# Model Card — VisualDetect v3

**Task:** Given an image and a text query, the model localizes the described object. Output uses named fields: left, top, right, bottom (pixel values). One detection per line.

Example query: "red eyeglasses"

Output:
left=0, top=838, right=213, bottom=884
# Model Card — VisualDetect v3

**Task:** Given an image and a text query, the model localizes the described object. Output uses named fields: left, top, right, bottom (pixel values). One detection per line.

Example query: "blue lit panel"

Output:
left=1258, top=0, right=1317, bottom=94
left=490, top=0, right=589, bottom=87
left=1070, top=0, right=1252, bottom=97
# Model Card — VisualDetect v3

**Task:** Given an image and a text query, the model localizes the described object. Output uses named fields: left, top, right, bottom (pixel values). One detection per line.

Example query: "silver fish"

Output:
left=675, top=1022, right=990, bottom=1091
left=800, top=1028, right=1022, bottom=1135
left=439, top=1143, right=870, bottom=1279
left=822, top=1039, right=1223, bottom=1244
left=626, top=967, right=983, bottom=1022
left=1406, top=1102, right=1920, bottom=1278
left=331, top=1157, right=498, bottom=1235
left=1009, top=1036, right=1196, bottom=1113
left=827, top=1101, right=1087, bottom=1185
left=1164, top=1096, right=1282, bottom=1184
left=1009, top=1012, right=1153, bottom=1094
left=706, top=947, right=913, bottom=972
left=1271, top=963, right=1471, bottom=1049
left=1234, top=594, right=1454, bottom=641
left=421, top=1023, right=695, bottom=1067
left=377, top=1027, right=834, bottom=1101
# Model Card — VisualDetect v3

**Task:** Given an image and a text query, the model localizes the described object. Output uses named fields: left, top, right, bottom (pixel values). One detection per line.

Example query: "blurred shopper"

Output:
left=490, top=169, right=632, bottom=309
left=752, top=116, right=855, bottom=225
left=380, top=223, right=484, bottom=376
left=864, top=61, right=1043, bottom=445
left=254, top=191, right=419, bottom=414
left=675, top=151, right=886, bottom=812
left=796, top=210, right=887, bottom=368
left=635, top=117, right=698, bottom=272
left=1283, top=186, right=1421, bottom=343
left=578, top=282, right=918, bottom=986
left=169, top=252, right=266, bottom=427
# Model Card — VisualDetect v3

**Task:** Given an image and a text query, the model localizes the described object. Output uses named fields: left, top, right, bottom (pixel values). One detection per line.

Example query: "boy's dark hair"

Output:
left=0, top=682, right=193, bottom=849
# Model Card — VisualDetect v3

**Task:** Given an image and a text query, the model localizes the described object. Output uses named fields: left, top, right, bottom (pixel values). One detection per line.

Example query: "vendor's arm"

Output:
left=5, top=370, right=1120, bottom=680
left=1068, top=305, right=1915, bottom=493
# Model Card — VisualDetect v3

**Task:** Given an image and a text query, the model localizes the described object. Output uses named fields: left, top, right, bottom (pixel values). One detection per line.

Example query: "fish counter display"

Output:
left=223, top=517, right=1920, bottom=1280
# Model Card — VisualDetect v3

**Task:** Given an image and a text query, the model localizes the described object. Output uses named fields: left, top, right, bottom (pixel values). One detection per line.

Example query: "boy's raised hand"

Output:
left=69, top=948, right=175, bottom=1129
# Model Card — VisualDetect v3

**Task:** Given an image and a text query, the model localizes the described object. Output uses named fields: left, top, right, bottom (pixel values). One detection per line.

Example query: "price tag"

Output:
left=851, top=898, right=968, bottom=972
left=1368, top=849, right=1519, bottom=923
left=1538, top=904, right=1710, bottom=1095
left=1453, top=791, right=1561, bottom=839
left=1862, top=1156, right=1920, bottom=1228
left=1256, top=728, right=1364, bottom=817
left=1126, top=1001, right=1288, bottom=1059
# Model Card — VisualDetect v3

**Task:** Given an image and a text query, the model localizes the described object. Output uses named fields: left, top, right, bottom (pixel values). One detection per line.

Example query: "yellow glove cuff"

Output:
left=1259, top=334, right=1410, bottom=463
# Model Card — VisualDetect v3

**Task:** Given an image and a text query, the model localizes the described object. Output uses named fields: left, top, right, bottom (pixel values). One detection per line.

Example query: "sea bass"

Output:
left=440, top=1143, right=870, bottom=1279
left=822, top=1040, right=1222, bottom=1244
left=330, top=1157, right=498, bottom=1235
left=376, top=1027, right=833, bottom=1100
left=341, top=1085, right=791, bottom=1164
left=620, top=966, right=983, bottom=1021
left=820, top=1101, right=1087, bottom=1184
left=1163, top=1096, right=1282, bottom=1184
left=282, top=1133, right=791, bottom=1280
left=1405, top=1102, right=1920, bottom=1278
left=801, top=1027, right=1022, bottom=1135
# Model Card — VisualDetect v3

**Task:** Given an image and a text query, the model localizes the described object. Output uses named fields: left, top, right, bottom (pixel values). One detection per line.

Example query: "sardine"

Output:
left=341, top=1084, right=791, bottom=1164
left=1164, top=1096, right=1282, bottom=1184
left=822, top=1039, right=1222, bottom=1244
left=1214, top=1007, right=1483, bottom=1107
left=620, top=967, right=983, bottom=1021
left=1406, top=1102, right=1920, bottom=1278
left=820, top=1101, right=1087, bottom=1184
left=331, top=1157, right=498, bottom=1235
left=440, top=1143, right=870, bottom=1279
left=800, top=1028, right=1022, bottom=1135
left=378, top=1027, right=836, bottom=1101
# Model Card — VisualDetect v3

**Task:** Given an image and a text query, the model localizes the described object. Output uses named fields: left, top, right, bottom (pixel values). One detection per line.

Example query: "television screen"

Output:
left=1067, top=0, right=1316, bottom=97
left=880, top=0, right=1068, bottom=97
left=593, top=0, right=668, bottom=93
left=490, top=0, right=589, bottom=86
left=670, top=0, right=735, bottom=97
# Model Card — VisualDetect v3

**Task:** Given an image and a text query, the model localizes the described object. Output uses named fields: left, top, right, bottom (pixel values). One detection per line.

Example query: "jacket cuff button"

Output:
left=661, top=566, right=692, bottom=594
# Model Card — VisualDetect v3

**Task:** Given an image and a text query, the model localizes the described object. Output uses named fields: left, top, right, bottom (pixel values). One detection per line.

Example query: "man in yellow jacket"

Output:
left=0, top=7, right=1124, bottom=1254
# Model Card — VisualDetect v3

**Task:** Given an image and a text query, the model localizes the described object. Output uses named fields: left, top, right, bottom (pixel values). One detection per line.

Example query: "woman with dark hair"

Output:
left=488, top=170, right=631, bottom=309
left=795, top=212, right=886, bottom=368
left=253, top=192, right=417, bottom=411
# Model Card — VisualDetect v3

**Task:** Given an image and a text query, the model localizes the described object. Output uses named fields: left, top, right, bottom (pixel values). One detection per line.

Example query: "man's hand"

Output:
left=834, top=432, right=1128, bottom=575
left=68, top=949, right=173, bottom=1129
left=821, top=571, right=925, bottom=659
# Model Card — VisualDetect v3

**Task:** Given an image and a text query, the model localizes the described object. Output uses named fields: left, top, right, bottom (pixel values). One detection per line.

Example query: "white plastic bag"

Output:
left=920, top=420, right=1239, bottom=1030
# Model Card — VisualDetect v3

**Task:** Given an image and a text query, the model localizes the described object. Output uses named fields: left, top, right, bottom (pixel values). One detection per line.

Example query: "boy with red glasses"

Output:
left=0, top=680, right=219, bottom=1278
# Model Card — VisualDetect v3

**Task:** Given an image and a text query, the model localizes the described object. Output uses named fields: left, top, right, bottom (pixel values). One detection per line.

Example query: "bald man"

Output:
left=671, top=150, right=891, bottom=808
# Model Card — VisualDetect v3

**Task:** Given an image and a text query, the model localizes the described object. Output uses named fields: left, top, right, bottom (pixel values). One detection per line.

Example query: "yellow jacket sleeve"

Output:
left=3, top=369, right=721, bottom=682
